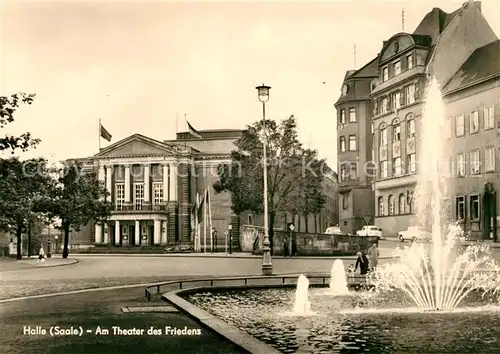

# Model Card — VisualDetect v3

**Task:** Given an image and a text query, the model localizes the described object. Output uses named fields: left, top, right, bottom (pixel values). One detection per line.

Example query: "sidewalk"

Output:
left=72, top=248, right=395, bottom=260
left=0, top=256, right=78, bottom=271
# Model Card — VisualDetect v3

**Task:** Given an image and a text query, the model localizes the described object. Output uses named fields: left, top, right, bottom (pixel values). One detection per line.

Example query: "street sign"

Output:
left=288, top=223, right=295, bottom=231
left=228, top=224, right=232, bottom=230
left=224, top=230, right=229, bottom=235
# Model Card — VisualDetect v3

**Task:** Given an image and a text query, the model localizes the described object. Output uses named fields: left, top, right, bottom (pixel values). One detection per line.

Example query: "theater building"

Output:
left=337, top=1, right=499, bottom=236
left=68, top=129, right=243, bottom=251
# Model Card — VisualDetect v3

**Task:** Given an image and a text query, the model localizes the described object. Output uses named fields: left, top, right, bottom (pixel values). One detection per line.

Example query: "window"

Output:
left=470, top=195, right=480, bottom=221
left=388, top=195, right=395, bottom=215
left=455, top=114, right=465, bottom=137
left=408, top=153, right=416, bottom=173
left=339, top=109, right=346, bottom=124
left=340, top=136, right=346, bottom=152
left=469, top=110, right=479, bottom=134
left=393, top=124, right=401, bottom=142
left=457, top=153, right=465, bottom=176
left=393, top=91, right=401, bottom=110
left=399, top=194, right=406, bottom=214
left=378, top=196, right=385, bottom=216
left=470, top=150, right=480, bottom=175
left=349, top=135, right=357, bottom=151
left=153, top=182, right=163, bottom=205
left=407, top=119, right=415, bottom=138
left=342, top=194, right=349, bottom=209
left=445, top=117, right=452, bottom=139
left=349, top=163, right=357, bottom=179
left=393, top=157, right=402, bottom=175
left=115, top=183, right=125, bottom=210
left=405, top=85, right=415, bottom=105
left=484, top=106, right=495, bottom=130
left=349, top=107, right=356, bottom=122
left=381, top=97, right=388, bottom=114
left=134, top=183, right=144, bottom=210
left=455, top=196, right=465, bottom=221
left=393, top=61, right=401, bottom=76
left=340, top=163, right=349, bottom=181
left=380, top=161, right=388, bottom=178
left=485, top=146, right=495, bottom=172
left=407, top=53, right=414, bottom=69
left=380, top=128, right=388, bottom=146
left=382, top=67, right=389, bottom=81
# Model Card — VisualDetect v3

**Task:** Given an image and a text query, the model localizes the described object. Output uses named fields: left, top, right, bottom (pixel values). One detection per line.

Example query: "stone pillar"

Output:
left=106, top=165, right=113, bottom=202
left=161, top=221, right=168, bottom=245
left=114, top=220, right=120, bottom=245
left=178, top=160, right=190, bottom=244
left=103, top=222, right=109, bottom=244
left=95, top=224, right=102, bottom=244
left=124, top=165, right=131, bottom=204
left=135, top=220, right=140, bottom=246
left=154, top=220, right=161, bottom=245
left=230, top=214, right=241, bottom=251
left=163, top=164, right=169, bottom=202
left=144, top=164, right=150, bottom=205
left=169, top=162, right=177, bottom=201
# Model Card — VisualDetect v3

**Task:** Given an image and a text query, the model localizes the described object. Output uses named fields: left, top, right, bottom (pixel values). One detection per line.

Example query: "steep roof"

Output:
left=413, top=7, right=461, bottom=45
left=443, top=39, right=500, bottom=93
left=349, top=56, right=379, bottom=78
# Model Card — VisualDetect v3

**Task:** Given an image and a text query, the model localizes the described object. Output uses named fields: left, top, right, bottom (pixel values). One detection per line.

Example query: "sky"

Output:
left=1, top=0, right=499, bottom=170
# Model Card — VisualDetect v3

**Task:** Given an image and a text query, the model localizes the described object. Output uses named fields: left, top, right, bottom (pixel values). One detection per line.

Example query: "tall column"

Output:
left=98, top=165, right=105, bottom=200
left=135, top=220, right=140, bottom=246
left=106, top=165, right=113, bottom=201
left=178, top=160, right=190, bottom=244
left=124, top=165, right=131, bottom=204
left=115, top=220, right=120, bottom=245
left=169, top=162, right=177, bottom=201
left=154, top=220, right=161, bottom=245
left=163, top=164, right=169, bottom=202
left=161, top=221, right=168, bottom=245
left=144, top=164, right=150, bottom=204
left=103, top=222, right=109, bottom=244
left=95, top=224, right=102, bottom=244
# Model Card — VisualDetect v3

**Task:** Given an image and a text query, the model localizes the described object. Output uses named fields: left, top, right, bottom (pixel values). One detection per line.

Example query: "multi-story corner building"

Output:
left=337, top=1, right=499, bottom=237
left=335, top=59, right=378, bottom=235
left=68, top=129, right=242, bottom=251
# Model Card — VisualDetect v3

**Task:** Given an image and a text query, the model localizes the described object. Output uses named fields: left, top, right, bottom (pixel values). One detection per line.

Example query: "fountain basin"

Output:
left=183, top=286, right=500, bottom=353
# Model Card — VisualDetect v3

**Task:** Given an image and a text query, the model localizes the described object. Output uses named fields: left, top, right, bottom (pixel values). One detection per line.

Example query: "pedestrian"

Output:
left=38, top=244, right=46, bottom=262
left=354, top=252, right=369, bottom=275
left=283, top=234, right=289, bottom=257
left=367, top=242, right=379, bottom=270
left=291, top=238, right=297, bottom=257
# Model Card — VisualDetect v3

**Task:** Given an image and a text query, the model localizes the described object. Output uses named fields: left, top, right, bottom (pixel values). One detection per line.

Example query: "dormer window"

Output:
left=407, top=53, right=414, bottom=69
left=382, top=67, right=389, bottom=82
left=394, top=61, right=401, bottom=76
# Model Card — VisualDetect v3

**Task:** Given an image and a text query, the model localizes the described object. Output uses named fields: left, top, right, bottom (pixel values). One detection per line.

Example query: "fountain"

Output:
left=292, top=274, right=312, bottom=314
left=184, top=78, right=500, bottom=353
left=370, top=78, right=500, bottom=311
left=328, top=259, right=350, bottom=295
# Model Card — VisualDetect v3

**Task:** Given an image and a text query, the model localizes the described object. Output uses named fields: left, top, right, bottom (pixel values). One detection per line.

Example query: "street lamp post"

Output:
left=256, top=84, right=272, bottom=276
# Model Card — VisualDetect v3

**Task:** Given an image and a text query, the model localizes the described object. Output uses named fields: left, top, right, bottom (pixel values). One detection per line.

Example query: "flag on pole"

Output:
left=100, top=123, right=112, bottom=142
left=187, top=121, right=202, bottom=139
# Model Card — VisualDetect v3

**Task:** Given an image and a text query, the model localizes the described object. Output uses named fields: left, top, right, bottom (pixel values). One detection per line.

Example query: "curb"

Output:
left=3, top=258, right=79, bottom=271
left=69, top=253, right=393, bottom=260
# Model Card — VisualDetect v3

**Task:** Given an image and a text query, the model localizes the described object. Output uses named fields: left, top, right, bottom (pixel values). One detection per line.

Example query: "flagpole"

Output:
left=98, top=118, right=101, bottom=151
left=208, top=187, right=213, bottom=253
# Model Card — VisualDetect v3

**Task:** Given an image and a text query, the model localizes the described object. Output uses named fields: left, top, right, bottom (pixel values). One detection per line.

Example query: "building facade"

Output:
left=335, top=59, right=378, bottom=235
left=341, top=1, right=499, bottom=236
left=69, top=130, right=242, bottom=251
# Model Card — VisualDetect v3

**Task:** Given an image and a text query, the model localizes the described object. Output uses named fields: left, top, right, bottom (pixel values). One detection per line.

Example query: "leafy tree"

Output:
left=43, top=162, right=113, bottom=258
left=0, top=158, right=54, bottom=259
left=213, top=115, right=326, bottom=254
left=0, top=93, right=40, bottom=153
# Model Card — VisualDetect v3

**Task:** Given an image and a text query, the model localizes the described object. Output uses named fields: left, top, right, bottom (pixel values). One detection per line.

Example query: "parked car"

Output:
left=325, top=226, right=347, bottom=236
left=356, top=226, right=382, bottom=239
left=398, top=226, right=432, bottom=243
